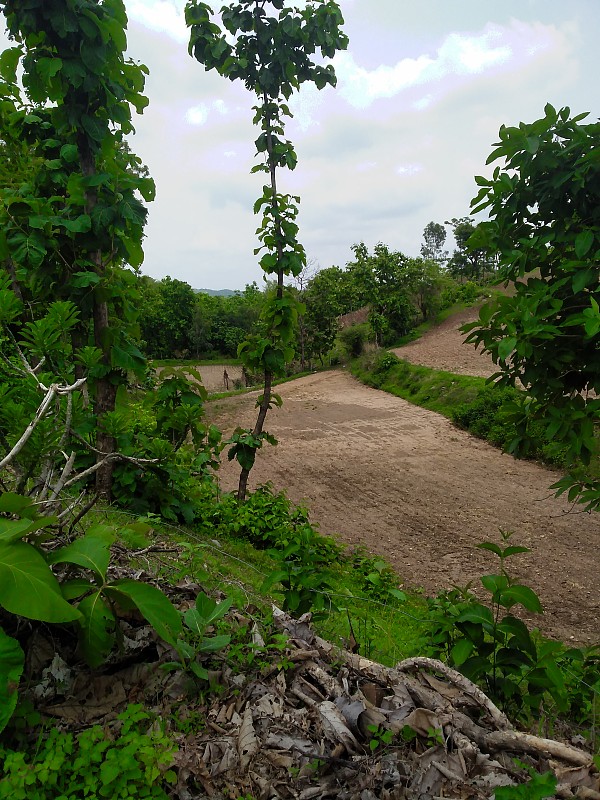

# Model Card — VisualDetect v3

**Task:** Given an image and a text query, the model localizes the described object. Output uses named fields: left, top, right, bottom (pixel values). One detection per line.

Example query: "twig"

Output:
left=0, top=384, right=58, bottom=469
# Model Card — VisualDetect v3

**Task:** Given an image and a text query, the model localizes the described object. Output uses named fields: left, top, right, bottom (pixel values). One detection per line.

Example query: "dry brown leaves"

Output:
left=29, top=601, right=599, bottom=800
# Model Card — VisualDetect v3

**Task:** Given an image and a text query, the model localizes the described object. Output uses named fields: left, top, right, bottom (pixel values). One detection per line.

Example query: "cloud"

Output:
left=126, top=0, right=187, bottom=43
left=333, top=21, right=556, bottom=109
left=185, top=98, right=229, bottom=126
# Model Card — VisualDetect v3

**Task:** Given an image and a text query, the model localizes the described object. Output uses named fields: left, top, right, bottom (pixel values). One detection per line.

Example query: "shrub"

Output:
left=0, top=705, right=176, bottom=800
left=339, top=323, right=371, bottom=358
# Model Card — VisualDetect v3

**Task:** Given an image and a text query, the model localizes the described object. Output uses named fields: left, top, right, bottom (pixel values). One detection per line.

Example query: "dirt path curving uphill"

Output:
left=392, top=306, right=495, bottom=378
left=207, top=319, right=599, bottom=645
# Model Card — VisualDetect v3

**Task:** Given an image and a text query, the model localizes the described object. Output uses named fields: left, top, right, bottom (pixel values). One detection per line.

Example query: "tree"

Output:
left=463, top=105, right=600, bottom=509
left=445, top=217, right=489, bottom=281
left=300, top=265, right=345, bottom=365
left=186, top=0, right=348, bottom=500
left=347, top=242, right=416, bottom=343
left=0, top=0, right=154, bottom=498
left=420, top=221, right=448, bottom=265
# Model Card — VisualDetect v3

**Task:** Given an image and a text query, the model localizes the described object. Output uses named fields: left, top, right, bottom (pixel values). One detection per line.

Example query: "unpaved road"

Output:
left=207, top=313, right=599, bottom=645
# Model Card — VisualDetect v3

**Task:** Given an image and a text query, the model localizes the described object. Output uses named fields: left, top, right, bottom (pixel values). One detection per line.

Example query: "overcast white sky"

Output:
left=2, top=1, right=599, bottom=289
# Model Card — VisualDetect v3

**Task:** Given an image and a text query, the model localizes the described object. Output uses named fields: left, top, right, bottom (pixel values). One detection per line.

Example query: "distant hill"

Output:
left=195, top=288, right=237, bottom=297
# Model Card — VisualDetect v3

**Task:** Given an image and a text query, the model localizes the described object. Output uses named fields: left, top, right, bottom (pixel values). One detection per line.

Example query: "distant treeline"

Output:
left=137, top=219, right=497, bottom=363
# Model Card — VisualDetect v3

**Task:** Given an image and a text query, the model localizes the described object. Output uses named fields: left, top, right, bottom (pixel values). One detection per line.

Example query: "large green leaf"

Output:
left=48, top=525, right=116, bottom=582
left=77, top=592, right=116, bottom=668
left=0, top=516, right=59, bottom=544
left=0, top=542, right=81, bottom=623
left=106, top=579, right=182, bottom=645
left=0, top=627, right=24, bottom=734
left=194, top=592, right=233, bottom=625
left=499, top=584, right=543, bottom=613
left=0, top=492, right=36, bottom=516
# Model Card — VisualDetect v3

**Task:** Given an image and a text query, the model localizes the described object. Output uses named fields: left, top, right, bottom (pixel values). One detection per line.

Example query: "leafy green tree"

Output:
left=138, top=276, right=197, bottom=358
left=300, top=265, right=345, bottom=365
left=420, top=221, right=448, bottom=265
left=406, top=257, right=449, bottom=320
left=186, top=0, right=348, bottom=499
left=445, top=217, right=489, bottom=281
left=348, top=242, right=416, bottom=343
left=464, top=105, right=600, bottom=509
left=0, top=0, right=154, bottom=498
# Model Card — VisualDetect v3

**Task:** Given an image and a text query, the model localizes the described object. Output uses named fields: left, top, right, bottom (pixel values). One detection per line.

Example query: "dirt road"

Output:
left=207, top=311, right=599, bottom=645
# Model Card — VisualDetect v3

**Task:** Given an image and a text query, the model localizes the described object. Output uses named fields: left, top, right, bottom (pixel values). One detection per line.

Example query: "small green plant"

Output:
left=0, top=494, right=182, bottom=676
left=366, top=723, right=394, bottom=751
left=350, top=547, right=406, bottom=604
left=495, top=766, right=557, bottom=799
left=373, top=350, right=400, bottom=373
left=166, top=591, right=233, bottom=681
left=425, top=532, right=567, bottom=720
left=262, top=524, right=337, bottom=618
left=0, top=705, right=176, bottom=799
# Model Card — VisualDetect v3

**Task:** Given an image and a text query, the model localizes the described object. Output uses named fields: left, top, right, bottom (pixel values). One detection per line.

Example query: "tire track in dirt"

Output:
left=207, top=366, right=599, bottom=646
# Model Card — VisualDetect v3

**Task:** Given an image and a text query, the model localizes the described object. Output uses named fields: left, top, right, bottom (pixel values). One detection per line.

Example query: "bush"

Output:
left=338, top=323, right=371, bottom=358
left=0, top=705, right=176, bottom=800
left=452, top=385, right=519, bottom=447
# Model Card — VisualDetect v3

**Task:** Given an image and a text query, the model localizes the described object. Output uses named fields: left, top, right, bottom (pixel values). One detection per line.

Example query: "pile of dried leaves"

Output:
left=27, top=587, right=599, bottom=800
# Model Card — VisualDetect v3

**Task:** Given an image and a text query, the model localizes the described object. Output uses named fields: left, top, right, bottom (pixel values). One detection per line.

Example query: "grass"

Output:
left=101, top=503, right=429, bottom=668
left=350, top=353, right=487, bottom=420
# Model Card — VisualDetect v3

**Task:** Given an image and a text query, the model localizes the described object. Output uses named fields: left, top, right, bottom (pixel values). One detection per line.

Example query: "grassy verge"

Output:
left=349, top=350, right=576, bottom=471
left=101, top=497, right=428, bottom=669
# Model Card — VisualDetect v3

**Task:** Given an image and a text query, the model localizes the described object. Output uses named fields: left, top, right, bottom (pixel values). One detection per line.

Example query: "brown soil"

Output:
left=207, top=310, right=600, bottom=646
left=393, top=306, right=495, bottom=378
left=156, top=364, right=245, bottom=394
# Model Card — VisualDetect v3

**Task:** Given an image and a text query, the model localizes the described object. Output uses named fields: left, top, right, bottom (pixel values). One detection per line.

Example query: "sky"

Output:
left=1, top=1, right=599, bottom=290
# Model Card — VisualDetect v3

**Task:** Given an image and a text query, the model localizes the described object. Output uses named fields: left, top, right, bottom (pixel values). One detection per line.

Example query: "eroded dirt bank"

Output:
left=208, top=369, right=599, bottom=645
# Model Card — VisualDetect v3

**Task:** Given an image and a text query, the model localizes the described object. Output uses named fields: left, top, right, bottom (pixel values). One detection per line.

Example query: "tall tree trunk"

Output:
left=79, top=136, right=116, bottom=500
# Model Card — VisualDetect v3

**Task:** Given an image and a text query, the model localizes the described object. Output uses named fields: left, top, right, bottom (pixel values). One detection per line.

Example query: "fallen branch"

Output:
left=396, top=656, right=512, bottom=731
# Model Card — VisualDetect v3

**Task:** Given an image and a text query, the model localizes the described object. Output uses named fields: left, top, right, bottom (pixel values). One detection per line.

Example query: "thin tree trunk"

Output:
left=79, top=136, right=116, bottom=500
left=236, top=86, right=285, bottom=501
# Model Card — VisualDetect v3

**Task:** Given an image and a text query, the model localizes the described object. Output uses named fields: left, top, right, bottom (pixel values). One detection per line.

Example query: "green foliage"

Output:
left=351, top=352, right=484, bottom=417
left=108, top=369, right=222, bottom=522
left=206, top=483, right=341, bottom=558
left=425, top=531, right=600, bottom=724
left=186, top=0, right=347, bottom=499
left=339, top=323, right=371, bottom=358
left=0, top=705, right=176, bottom=799
left=227, top=426, right=277, bottom=472
left=166, top=592, right=233, bottom=681
left=0, top=494, right=181, bottom=679
left=445, top=217, right=495, bottom=280
left=0, top=628, right=24, bottom=735
left=0, top=1, right=155, bottom=503
left=366, top=723, right=394, bottom=751
left=262, top=524, right=337, bottom=617
left=350, top=547, right=406, bottom=605
left=138, top=279, right=264, bottom=360
left=464, top=105, right=600, bottom=509
left=495, top=767, right=557, bottom=800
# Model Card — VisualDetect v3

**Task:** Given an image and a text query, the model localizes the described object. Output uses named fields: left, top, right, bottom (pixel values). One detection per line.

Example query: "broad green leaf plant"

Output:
left=463, top=106, right=600, bottom=510
left=185, top=0, right=348, bottom=499
left=0, top=492, right=183, bottom=731
left=0, top=0, right=155, bottom=499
